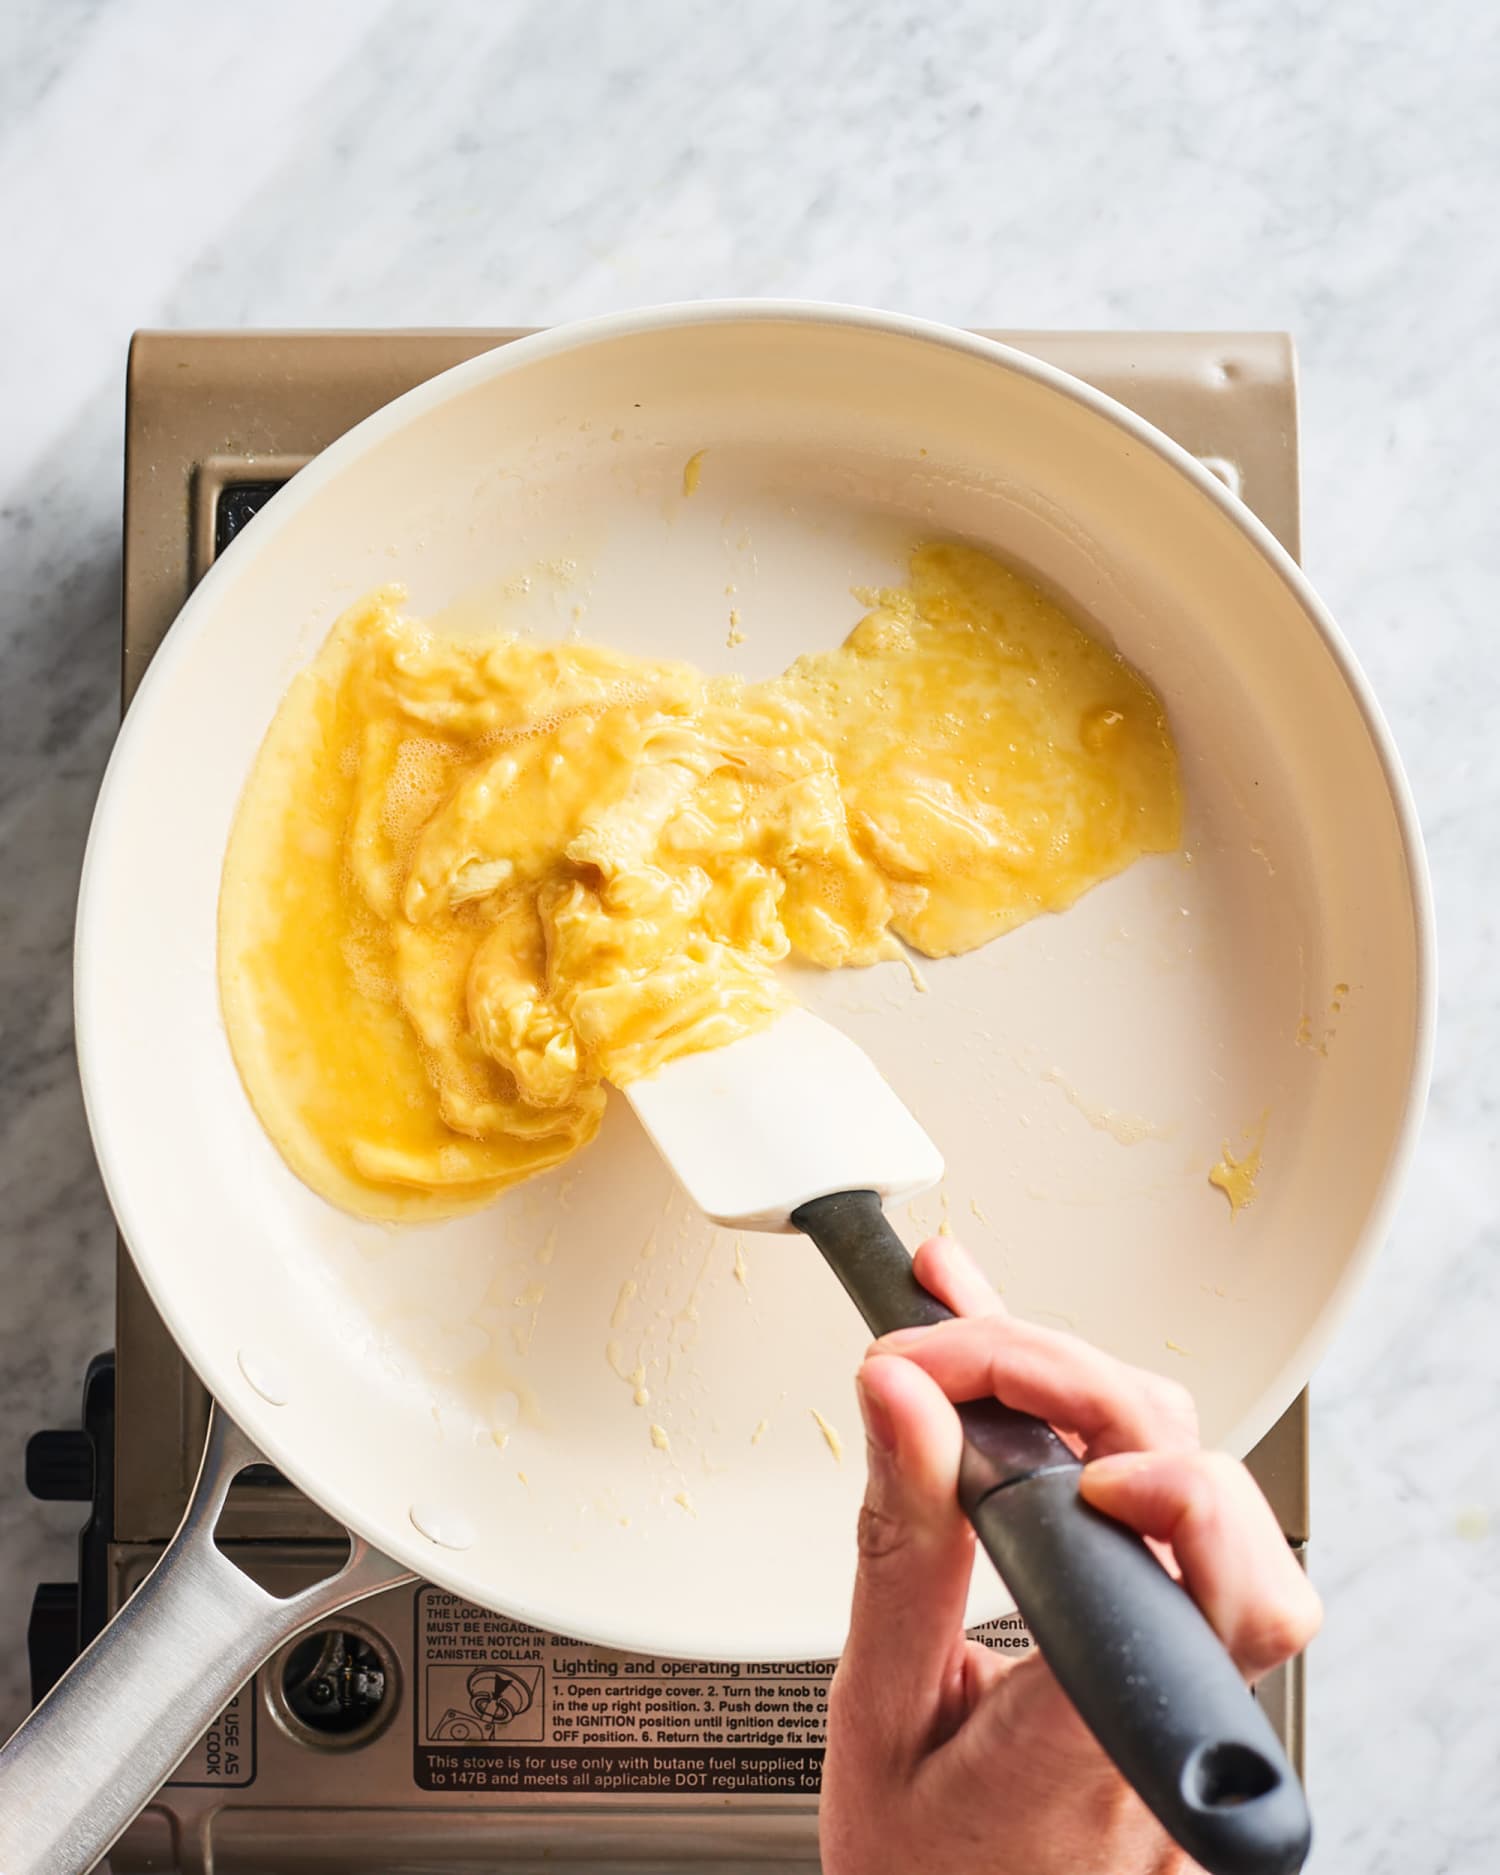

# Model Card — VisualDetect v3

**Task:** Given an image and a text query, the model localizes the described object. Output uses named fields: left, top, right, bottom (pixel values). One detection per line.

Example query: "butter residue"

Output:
left=511, top=1278, right=547, bottom=1356
left=608, top=1341, right=652, bottom=1406
left=751, top=1417, right=769, bottom=1446
left=732, top=1238, right=750, bottom=1293
left=882, top=934, right=930, bottom=994
left=726, top=608, right=744, bottom=648
left=682, top=449, right=706, bottom=497
left=611, top=1280, right=638, bottom=1331
left=1298, top=980, right=1351, bottom=1056
left=472, top=1265, right=547, bottom=1425
left=673, top=1241, right=717, bottom=1351
left=649, top=1423, right=672, bottom=1454
left=810, top=1409, right=844, bottom=1463
left=1209, top=1114, right=1267, bottom=1218
left=1041, top=1067, right=1169, bottom=1146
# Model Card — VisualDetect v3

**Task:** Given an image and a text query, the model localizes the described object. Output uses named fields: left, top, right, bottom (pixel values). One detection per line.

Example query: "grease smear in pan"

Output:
left=218, top=543, right=1181, bottom=1221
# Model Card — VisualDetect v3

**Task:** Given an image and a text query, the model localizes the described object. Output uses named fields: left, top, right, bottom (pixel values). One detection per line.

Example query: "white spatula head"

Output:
left=622, top=1007, right=944, bottom=1232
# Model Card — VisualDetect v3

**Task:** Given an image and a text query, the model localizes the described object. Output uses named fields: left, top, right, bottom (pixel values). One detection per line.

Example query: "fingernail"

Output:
left=877, top=1324, right=938, bottom=1350
left=1081, top=1453, right=1155, bottom=1482
left=949, top=1240, right=992, bottom=1284
left=855, top=1371, right=898, bottom=1455
left=926, top=1232, right=973, bottom=1268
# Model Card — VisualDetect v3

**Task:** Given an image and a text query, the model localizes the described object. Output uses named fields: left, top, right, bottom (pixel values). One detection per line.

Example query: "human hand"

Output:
left=820, top=1236, right=1320, bottom=1875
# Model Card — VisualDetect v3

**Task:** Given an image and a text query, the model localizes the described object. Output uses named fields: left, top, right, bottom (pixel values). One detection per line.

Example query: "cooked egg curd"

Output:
left=219, top=544, right=1181, bottom=1219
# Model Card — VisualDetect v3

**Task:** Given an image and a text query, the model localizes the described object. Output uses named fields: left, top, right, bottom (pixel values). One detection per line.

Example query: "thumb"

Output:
left=832, top=1353, right=974, bottom=1765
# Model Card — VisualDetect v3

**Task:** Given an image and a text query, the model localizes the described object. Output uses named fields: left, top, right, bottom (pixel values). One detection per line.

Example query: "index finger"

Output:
left=876, top=1310, right=1200, bottom=1459
left=911, top=1235, right=1006, bottom=1318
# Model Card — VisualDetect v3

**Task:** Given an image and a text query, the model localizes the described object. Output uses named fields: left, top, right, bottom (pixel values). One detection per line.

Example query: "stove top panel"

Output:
left=25, top=327, right=1308, bottom=1872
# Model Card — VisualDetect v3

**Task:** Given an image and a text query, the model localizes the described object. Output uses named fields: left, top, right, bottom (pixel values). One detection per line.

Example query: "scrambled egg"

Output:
left=1209, top=1115, right=1268, bottom=1218
left=219, top=544, right=1181, bottom=1220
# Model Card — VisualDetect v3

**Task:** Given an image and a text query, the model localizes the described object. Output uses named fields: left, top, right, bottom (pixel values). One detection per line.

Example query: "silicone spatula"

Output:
left=624, top=1007, right=1312, bottom=1875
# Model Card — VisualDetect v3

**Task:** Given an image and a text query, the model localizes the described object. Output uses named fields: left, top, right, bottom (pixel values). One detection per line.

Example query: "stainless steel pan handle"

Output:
left=0, top=1407, right=414, bottom=1875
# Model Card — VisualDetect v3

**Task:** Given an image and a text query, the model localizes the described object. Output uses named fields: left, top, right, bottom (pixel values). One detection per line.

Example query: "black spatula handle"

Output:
left=792, top=1189, right=1311, bottom=1875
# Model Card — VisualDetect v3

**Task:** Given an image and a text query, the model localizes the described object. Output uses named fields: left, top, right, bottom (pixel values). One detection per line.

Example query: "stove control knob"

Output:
left=25, top=1429, right=94, bottom=1502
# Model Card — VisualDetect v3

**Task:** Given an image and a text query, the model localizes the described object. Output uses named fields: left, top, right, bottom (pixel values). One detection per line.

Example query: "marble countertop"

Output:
left=1, top=2, right=1494, bottom=1868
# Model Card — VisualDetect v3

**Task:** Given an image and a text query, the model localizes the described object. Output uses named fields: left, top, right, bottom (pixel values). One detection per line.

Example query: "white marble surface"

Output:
left=0, top=0, right=1495, bottom=1867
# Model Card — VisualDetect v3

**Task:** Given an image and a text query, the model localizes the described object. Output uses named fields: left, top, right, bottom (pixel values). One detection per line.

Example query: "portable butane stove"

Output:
left=25, top=329, right=1309, bottom=1874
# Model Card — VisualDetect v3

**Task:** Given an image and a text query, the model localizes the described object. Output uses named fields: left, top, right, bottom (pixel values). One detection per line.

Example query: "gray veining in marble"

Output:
left=1, top=1, right=1496, bottom=1868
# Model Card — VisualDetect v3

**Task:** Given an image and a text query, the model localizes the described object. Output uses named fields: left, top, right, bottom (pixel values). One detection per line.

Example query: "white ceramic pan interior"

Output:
left=74, top=305, right=1432, bottom=1661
